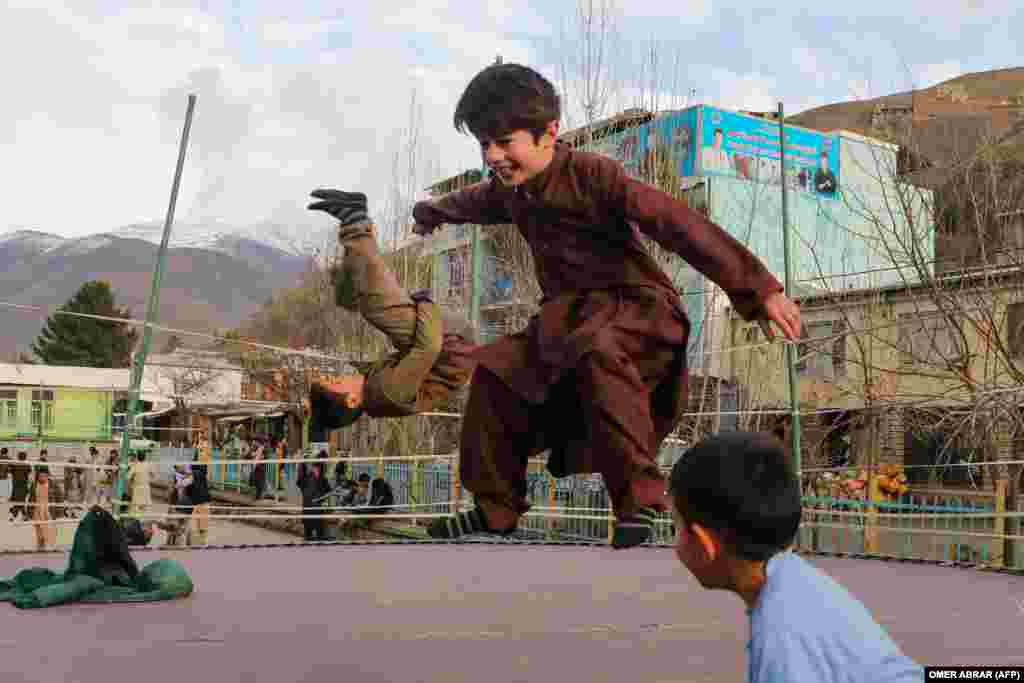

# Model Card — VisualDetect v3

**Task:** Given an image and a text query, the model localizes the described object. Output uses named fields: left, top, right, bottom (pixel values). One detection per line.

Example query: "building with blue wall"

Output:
left=423, top=105, right=934, bottom=376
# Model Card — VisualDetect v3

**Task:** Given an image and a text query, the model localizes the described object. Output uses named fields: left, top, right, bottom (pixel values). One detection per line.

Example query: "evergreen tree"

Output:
left=31, top=281, right=138, bottom=367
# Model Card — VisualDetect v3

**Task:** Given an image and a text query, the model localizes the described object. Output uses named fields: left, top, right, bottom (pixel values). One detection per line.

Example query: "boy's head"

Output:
left=668, top=432, right=801, bottom=591
left=454, top=63, right=561, bottom=187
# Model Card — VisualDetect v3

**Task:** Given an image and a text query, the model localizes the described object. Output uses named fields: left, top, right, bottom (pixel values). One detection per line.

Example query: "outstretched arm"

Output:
left=411, top=181, right=512, bottom=236
left=594, top=160, right=800, bottom=341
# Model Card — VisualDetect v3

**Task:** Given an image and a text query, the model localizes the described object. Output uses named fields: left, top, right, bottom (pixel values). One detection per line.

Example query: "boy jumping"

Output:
left=305, top=190, right=479, bottom=442
left=411, top=63, right=801, bottom=548
left=668, top=432, right=922, bottom=681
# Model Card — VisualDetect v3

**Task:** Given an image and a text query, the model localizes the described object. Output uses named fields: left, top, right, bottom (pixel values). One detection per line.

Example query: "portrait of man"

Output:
left=701, top=128, right=732, bottom=175
left=814, top=149, right=838, bottom=196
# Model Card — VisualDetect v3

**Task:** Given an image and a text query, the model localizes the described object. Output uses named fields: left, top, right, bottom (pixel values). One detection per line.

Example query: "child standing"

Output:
left=411, top=63, right=801, bottom=547
left=668, top=431, right=922, bottom=681
left=297, top=462, right=331, bottom=542
left=27, top=467, right=60, bottom=550
left=9, top=452, right=32, bottom=521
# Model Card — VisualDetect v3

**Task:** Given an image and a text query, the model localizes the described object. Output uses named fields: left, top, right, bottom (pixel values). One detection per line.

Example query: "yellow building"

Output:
left=720, top=268, right=1024, bottom=483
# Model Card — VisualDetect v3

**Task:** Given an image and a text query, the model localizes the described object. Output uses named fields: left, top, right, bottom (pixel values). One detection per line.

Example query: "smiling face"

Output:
left=477, top=121, right=559, bottom=187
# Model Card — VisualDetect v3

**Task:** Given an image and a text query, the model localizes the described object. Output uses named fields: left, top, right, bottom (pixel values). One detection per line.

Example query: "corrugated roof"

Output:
left=0, top=364, right=129, bottom=390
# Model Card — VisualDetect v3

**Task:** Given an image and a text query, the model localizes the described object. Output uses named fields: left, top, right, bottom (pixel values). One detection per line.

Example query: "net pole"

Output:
left=114, top=94, right=196, bottom=516
left=777, top=101, right=802, bottom=476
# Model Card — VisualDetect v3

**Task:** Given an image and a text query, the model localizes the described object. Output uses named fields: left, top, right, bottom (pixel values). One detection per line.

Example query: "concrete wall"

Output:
left=0, top=386, right=113, bottom=441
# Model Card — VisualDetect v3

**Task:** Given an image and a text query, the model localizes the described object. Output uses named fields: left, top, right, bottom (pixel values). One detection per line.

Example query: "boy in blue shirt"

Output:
left=668, top=431, right=923, bottom=681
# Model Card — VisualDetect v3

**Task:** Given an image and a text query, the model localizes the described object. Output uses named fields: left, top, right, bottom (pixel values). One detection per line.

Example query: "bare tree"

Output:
left=553, top=0, right=624, bottom=145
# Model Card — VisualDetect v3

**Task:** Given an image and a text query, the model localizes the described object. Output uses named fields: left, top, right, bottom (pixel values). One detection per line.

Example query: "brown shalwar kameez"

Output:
left=413, top=142, right=782, bottom=522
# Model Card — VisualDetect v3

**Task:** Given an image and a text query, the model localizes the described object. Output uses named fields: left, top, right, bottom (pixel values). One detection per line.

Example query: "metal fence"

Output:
left=192, top=450, right=1024, bottom=569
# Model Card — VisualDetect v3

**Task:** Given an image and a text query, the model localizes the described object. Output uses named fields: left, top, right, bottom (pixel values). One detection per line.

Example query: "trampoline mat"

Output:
left=0, top=545, right=1021, bottom=682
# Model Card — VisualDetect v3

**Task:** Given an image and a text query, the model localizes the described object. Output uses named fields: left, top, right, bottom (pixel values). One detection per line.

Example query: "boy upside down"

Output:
left=308, top=64, right=800, bottom=549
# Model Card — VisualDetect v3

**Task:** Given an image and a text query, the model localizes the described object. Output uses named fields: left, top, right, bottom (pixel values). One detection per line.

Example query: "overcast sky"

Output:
left=2, top=1, right=1020, bottom=240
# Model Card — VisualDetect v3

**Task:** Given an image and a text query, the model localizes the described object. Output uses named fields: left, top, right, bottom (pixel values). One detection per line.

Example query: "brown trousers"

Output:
left=461, top=346, right=673, bottom=523
left=339, top=237, right=446, bottom=415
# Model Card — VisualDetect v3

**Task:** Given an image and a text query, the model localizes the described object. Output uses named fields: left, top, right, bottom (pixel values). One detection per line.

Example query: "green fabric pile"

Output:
left=0, top=507, right=193, bottom=609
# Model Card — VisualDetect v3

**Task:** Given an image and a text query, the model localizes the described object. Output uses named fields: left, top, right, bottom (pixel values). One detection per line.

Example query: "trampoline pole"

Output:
left=777, top=101, right=802, bottom=478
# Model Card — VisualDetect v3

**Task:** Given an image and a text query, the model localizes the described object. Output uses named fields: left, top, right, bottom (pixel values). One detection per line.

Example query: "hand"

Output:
left=308, top=189, right=369, bottom=227
left=757, top=292, right=801, bottom=342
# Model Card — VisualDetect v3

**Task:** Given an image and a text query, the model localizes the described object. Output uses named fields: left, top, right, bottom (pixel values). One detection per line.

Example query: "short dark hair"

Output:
left=358, top=473, right=371, bottom=483
left=454, top=63, right=560, bottom=142
left=669, top=432, right=801, bottom=561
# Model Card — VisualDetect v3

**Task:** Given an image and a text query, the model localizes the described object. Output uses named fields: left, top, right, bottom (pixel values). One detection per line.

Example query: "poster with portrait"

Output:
left=697, top=105, right=840, bottom=198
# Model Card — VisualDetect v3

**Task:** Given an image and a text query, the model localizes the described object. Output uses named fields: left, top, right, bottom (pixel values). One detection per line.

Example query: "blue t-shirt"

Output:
left=747, top=552, right=922, bottom=682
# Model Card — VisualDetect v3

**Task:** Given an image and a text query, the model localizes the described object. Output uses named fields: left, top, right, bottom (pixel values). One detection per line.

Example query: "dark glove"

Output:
left=308, top=189, right=369, bottom=226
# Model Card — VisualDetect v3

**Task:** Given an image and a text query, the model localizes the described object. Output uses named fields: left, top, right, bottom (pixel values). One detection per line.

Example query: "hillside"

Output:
left=789, top=67, right=1024, bottom=166
left=0, top=230, right=311, bottom=356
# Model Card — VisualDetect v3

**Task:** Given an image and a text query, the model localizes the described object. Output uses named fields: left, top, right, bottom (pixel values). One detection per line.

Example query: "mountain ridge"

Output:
left=0, top=229, right=314, bottom=357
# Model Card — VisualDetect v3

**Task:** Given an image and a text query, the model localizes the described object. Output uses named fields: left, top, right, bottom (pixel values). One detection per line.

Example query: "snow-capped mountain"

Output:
left=110, top=219, right=335, bottom=257
left=0, top=225, right=312, bottom=356
left=0, top=229, right=66, bottom=252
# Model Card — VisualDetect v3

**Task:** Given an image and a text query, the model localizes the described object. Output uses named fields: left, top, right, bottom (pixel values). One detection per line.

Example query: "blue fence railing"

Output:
left=172, top=450, right=1023, bottom=569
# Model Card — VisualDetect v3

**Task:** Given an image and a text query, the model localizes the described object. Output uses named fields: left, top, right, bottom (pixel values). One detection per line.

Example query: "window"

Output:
left=31, top=389, right=54, bottom=431
left=797, top=321, right=842, bottom=380
left=898, top=313, right=964, bottom=366
left=0, top=389, right=16, bottom=428
left=904, top=414, right=983, bottom=487
left=447, top=249, right=467, bottom=300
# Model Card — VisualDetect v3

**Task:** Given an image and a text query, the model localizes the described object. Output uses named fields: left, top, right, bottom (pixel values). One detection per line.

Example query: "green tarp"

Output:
left=0, top=507, right=193, bottom=609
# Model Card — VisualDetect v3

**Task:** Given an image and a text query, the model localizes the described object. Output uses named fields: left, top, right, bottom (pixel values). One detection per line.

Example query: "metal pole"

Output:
left=777, top=101, right=802, bottom=476
left=114, top=94, right=196, bottom=515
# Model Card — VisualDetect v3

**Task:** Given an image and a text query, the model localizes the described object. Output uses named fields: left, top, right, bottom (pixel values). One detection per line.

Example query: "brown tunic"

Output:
left=413, top=142, right=781, bottom=481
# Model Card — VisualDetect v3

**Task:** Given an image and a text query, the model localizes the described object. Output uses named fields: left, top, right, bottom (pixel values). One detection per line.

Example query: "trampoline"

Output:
left=1, top=542, right=1021, bottom=682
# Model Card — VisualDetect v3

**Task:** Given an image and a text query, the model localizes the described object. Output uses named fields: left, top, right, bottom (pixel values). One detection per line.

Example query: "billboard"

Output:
left=697, top=106, right=840, bottom=199
left=574, top=108, right=699, bottom=189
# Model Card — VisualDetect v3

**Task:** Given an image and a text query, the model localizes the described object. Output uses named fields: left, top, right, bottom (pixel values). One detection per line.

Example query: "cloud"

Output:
left=0, top=2, right=546, bottom=239
left=1, top=1, right=1019, bottom=244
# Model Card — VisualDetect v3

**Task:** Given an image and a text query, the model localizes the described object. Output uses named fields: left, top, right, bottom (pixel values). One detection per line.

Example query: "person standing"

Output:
left=82, top=445, right=100, bottom=506
left=0, top=447, right=10, bottom=502
left=128, top=452, right=152, bottom=518
left=63, top=457, right=85, bottom=517
left=297, top=461, right=331, bottom=542
left=190, top=432, right=212, bottom=546
left=9, top=452, right=32, bottom=521
left=27, top=467, right=60, bottom=550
